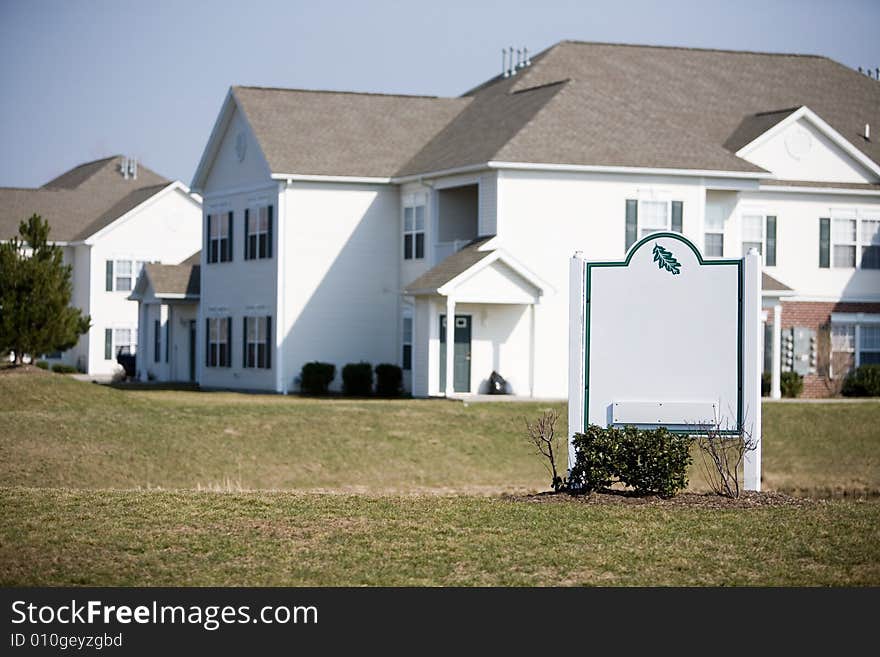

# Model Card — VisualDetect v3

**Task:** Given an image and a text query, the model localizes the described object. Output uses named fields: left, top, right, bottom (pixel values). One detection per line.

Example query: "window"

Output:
left=403, top=203, right=425, bottom=260
left=206, top=317, right=231, bottom=367
left=402, top=313, right=413, bottom=371
left=243, top=316, right=272, bottom=369
left=105, top=260, right=145, bottom=292
left=624, top=199, right=683, bottom=250
left=830, top=324, right=856, bottom=379
left=825, top=211, right=880, bottom=270
left=207, top=212, right=233, bottom=263
left=105, top=328, right=137, bottom=360
left=245, top=206, right=273, bottom=260
left=830, top=320, right=880, bottom=375
left=704, top=206, right=725, bottom=257
left=154, top=319, right=161, bottom=362
left=861, top=326, right=880, bottom=365
left=740, top=214, right=777, bottom=265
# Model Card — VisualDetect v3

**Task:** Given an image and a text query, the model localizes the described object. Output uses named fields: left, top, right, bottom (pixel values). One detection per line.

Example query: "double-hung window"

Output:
left=704, top=206, right=725, bottom=257
left=243, top=316, right=272, bottom=369
left=830, top=318, right=880, bottom=375
left=860, top=325, right=880, bottom=365
left=821, top=210, right=880, bottom=269
left=402, top=311, right=413, bottom=371
left=624, top=199, right=683, bottom=250
left=403, top=202, right=425, bottom=260
left=206, top=317, right=231, bottom=367
left=104, top=328, right=136, bottom=360
left=245, top=205, right=273, bottom=260
left=105, top=259, right=145, bottom=292
left=207, top=212, right=233, bottom=263
left=740, top=213, right=777, bottom=265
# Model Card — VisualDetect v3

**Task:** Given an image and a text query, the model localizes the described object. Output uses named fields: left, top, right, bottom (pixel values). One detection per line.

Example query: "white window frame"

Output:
left=704, top=206, right=725, bottom=258
left=208, top=212, right=231, bottom=264
left=244, top=316, right=269, bottom=369
left=246, top=206, right=271, bottom=260
left=109, top=259, right=145, bottom=292
left=207, top=317, right=230, bottom=368
left=831, top=313, right=880, bottom=374
left=740, top=212, right=766, bottom=260
left=830, top=208, right=880, bottom=270
left=859, top=324, right=880, bottom=366
left=403, top=197, right=426, bottom=260
left=113, top=327, right=137, bottom=356
left=637, top=199, right=671, bottom=239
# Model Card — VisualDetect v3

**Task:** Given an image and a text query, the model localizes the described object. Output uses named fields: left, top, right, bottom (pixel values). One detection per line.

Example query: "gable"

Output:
left=737, top=112, right=879, bottom=184
left=451, top=259, right=541, bottom=304
left=195, top=98, right=273, bottom=193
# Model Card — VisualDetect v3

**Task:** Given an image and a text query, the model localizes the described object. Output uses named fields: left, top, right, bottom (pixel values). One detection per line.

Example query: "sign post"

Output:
left=568, top=233, right=762, bottom=491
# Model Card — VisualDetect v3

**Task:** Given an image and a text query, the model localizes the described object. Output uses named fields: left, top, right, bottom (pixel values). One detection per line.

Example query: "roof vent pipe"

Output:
left=509, top=45, right=515, bottom=76
left=129, top=157, right=137, bottom=180
left=122, top=156, right=129, bottom=180
left=866, top=124, right=871, bottom=141
left=516, top=48, right=522, bottom=70
left=524, top=47, right=530, bottom=67
left=502, top=48, right=509, bottom=78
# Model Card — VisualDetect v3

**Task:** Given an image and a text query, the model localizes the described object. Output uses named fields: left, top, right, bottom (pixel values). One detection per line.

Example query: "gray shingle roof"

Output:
left=143, top=258, right=201, bottom=297
left=404, top=237, right=495, bottom=294
left=762, top=272, right=792, bottom=291
left=0, top=156, right=171, bottom=242
left=233, top=86, right=468, bottom=178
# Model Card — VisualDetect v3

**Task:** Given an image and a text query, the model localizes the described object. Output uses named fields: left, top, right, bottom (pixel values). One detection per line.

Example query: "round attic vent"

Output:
left=784, top=124, right=812, bottom=160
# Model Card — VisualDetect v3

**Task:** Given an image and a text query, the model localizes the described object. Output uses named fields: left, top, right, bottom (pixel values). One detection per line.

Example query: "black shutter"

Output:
left=206, top=214, right=213, bottom=263
left=104, top=329, right=112, bottom=360
left=243, top=209, right=250, bottom=260
left=765, top=216, right=777, bottom=266
left=242, top=317, right=248, bottom=368
left=205, top=318, right=210, bottom=366
left=671, top=201, right=683, bottom=233
left=265, top=316, right=272, bottom=369
left=226, top=317, right=233, bottom=367
left=165, top=321, right=170, bottom=363
left=105, top=261, right=113, bottom=291
left=154, top=319, right=160, bottom=362
left=267, top=205, right=274, bottom=259
left=819, top=217, right=830, bottom=268
left=625, top=199, right=638, bottom=251
left=226, top=211, right=234, bottom=262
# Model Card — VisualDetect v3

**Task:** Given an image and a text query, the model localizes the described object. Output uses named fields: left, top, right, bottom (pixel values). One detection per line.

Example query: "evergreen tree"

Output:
left=0, top=214, right=90, bottom=364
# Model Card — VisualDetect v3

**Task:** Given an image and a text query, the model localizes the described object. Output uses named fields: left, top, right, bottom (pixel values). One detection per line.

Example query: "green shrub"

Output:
left=35, top=360, right=49, bottom=370
left=342, top=362, right=373, bottom=396
left=841, top=364, right=880, bottom=397
left=51, top=364, right=78, bottom=374
left=300, top=361, right=335, bottom=395
left=570, top=424, right=692, bottom=498
left=781, top=371, right=803, bottom=398
left=375, top=363, right=403, bottom=397
left=761, top=372, right=770, bottom=397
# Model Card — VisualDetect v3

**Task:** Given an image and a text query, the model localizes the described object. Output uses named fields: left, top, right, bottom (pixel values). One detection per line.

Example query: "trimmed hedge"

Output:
left=570, top=424, right=693, bottom=498
left=375, top=363, right=403, bottom=397
left=300, top=362, right=335, bottom=395
left=342, top=362, right=373, bottom=396
left=781, top=371, right=803, bottom=398
left=51, top=364, right=78, bottom=374
left=841, top=364, right=880, bottom=397
left=35, top=360, right=49, bottom=370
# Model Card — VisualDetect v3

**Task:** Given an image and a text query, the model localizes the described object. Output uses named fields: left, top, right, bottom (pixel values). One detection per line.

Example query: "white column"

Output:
left=445, top=295, right=455, bottom=396
left=528, top=303, right=536, bottom=398
left=771, top=303, right=782, bottom=400
left=743, top=248, right=763, bottom=492
left=567, top=252, right=586, bottom=475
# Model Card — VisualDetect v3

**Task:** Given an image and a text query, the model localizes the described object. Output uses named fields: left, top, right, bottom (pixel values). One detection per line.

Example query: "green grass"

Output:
left=2, top=488, right=878, bottom=586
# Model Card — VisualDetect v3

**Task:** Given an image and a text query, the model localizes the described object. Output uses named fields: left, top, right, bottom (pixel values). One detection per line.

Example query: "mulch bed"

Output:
left=505, top=490, right=817, bottom=509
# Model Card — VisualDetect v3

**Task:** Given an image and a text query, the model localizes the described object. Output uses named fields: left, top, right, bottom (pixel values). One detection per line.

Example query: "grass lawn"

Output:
left=2, top=488, right=878, bottom=586
left=1, top=371, right=878, bottom=586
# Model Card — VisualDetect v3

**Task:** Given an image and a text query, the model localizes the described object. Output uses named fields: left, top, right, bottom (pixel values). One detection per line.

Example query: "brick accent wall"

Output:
left=766, top=300, right=880, bottom=397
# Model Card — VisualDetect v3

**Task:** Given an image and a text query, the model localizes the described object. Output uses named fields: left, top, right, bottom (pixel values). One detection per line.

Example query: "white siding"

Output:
left=478, top=171, right=497, bottom=236
left=201, top=106, right=272, bottom=194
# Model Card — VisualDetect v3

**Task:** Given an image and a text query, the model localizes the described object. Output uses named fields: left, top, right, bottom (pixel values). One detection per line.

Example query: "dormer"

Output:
left=728, top=106, right=880, bottom=184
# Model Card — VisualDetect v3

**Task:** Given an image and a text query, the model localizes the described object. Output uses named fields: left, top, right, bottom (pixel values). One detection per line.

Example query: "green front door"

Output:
left=439, top=315, right=471, bottom=393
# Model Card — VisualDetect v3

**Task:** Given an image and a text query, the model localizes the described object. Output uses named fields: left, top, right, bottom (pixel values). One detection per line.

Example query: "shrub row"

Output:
left=569, top=424, right=692, bottom=498
left=299, top=361, right=403, bottom=397
left=51, top=364, right=78, bottom=374
left=761, top=371, right=803, bottom=398
left=842, top=364, right=880, bottom=397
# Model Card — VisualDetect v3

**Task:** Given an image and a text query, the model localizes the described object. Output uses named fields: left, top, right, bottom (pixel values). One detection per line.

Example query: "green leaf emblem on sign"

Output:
left=652, top=243, right=682, bottom=275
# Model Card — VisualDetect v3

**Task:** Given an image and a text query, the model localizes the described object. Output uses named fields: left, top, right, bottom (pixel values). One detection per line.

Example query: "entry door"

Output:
left=188, top=320, right=196, bottom=382
left=439, top=315, right=471, bottom=393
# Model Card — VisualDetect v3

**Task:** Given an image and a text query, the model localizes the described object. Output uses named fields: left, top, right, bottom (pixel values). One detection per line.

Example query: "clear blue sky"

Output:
left=1, top=0, right=878, bottom=187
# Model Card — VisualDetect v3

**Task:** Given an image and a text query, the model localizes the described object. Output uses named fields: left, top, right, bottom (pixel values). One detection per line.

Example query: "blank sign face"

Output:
left=586, top=234, right=742, bottom=431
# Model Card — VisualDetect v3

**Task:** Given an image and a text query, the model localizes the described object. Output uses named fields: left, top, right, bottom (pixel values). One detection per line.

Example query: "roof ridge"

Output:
left=41, top=155, right=122, bottom=188
left=557, top=39, right=829, bottom=59
left=233, top=84, right=458, bottom=101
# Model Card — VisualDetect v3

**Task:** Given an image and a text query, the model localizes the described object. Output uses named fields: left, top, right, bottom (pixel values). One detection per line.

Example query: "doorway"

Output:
left=439, top=314, right=471, bottom=393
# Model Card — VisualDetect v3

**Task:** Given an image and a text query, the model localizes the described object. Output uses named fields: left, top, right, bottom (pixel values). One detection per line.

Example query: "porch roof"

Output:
left=129, top=252, right=201, bottom=302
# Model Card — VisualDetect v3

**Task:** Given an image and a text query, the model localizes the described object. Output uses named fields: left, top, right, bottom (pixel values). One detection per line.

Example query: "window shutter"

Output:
left=765, top=216, right=777, bottom=266
left=242, top=317, right=248, bottom=368
left=267, top=205, right=274, bottom=258
left=104, top=329, right=112, bottom=360
left=625, top=200, right=638, bottom=251
left=206, top=214, right=213, bottom=263
left=265, top=316, right=272, bottom=369
left=226, top=317, right=233, bottom=367
left=226, top=212, right=234, bottom=262
left=243, top=209, right=250, bottom=260
left=819, top=217, right=830, bottom=268
left=205, top=318, right=210, bottom=366
left=671, top=201, right=683, bottom=233
left=154, top=319, right=160, bottom=362
left=105, top=261, right=114, bottom=291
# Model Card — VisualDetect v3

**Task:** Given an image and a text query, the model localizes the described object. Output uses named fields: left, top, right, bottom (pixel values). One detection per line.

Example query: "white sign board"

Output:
left=568, top=232, right=762, bottom=490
